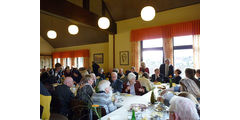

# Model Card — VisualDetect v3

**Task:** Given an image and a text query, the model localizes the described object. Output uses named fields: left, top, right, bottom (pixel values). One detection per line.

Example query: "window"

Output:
left=40, top=56, right=52, bottom=69
left=141, top=38, right=164, bottom=75
left=66, top=58, right=71, bottom=67
left=173, top=35, right=193, bottom=78
left=76, top=57, right=84, bottom=68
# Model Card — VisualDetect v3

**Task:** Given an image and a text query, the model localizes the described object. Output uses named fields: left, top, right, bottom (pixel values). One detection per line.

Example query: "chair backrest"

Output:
left=40, top=94, right=51, bottom=120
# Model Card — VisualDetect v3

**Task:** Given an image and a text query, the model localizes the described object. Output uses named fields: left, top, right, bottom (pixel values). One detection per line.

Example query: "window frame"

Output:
left=172, top=36, right=193, bottom=66
left=141, top=40, right=165, bottom=63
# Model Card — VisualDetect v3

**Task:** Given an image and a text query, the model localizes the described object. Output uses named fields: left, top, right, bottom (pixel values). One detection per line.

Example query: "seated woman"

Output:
left=139, top=62, right=149, bottom=74
left=122, top=72, right=145, bottom=95
left=76, top=75, right=95, bottom=104
left=64, top=66, right=71, bottom=77
left=96, top=68, right=106, bottom=80
left=91, top=80, right=117, bottom=114
left=138, top=72, right=154, bottom=92
left=173, top=69, right=182, bottom=84
left=169, top=96, right=199, bottom=120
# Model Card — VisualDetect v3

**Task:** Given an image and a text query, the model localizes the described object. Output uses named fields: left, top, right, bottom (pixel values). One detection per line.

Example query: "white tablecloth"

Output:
left=101, top=84, right=170, bottom=120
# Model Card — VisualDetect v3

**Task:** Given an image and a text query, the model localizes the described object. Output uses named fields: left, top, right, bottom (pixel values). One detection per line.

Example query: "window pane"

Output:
left=174, top=49, right=193, bottom=78
left=142, top=50, right=163, bottom=75
left=78, top=57, right=84, bottom=68
left=67, top=58, right=71, bottom=67
left=57, top=58, right=60, bottom=63
left=174, top=35, right=193, bottom=46
left=143, top=38, right=163, bottom=48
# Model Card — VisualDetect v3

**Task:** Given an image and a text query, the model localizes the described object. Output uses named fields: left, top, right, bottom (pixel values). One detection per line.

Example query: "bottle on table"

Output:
left=131, top=109, right=136, bottom=120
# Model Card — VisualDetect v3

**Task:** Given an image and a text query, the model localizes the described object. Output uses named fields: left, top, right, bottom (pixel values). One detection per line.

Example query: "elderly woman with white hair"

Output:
left=169, top=96, right=199, bottom=120
left=91, top=80, right=117, bottom=114
left=122, top=72, right=145, bottom=95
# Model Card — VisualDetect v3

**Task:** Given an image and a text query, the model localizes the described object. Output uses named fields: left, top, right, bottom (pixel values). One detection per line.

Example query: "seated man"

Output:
left=169, top=96, right=199, bottom=120
left=110, top=72, right=123, bottom=93
left=122, top=72, right=145, bottom=95
left=118, top=68, right=125, bottom=79
left=53, top=77, right=74, bottom=117
left=151, top=68, right=163, bottom=82
left=91, top=80, right=117, bottom=114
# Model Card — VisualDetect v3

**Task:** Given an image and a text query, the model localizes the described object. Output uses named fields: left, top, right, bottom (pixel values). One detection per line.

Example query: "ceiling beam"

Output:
left=40, top=0, right=116, bottom=34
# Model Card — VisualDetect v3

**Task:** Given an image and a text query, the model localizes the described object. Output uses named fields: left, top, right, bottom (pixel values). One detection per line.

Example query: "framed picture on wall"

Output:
left=120, top=51, right=129, bottom=65
left=93, top=53, right=104, bottom=64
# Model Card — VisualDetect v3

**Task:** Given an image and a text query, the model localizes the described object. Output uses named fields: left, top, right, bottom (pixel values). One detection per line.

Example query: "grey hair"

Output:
left=169, top=96, right=199, bottom=120
left=111, top=72, right=117, bottom=76
left=131, top=66, right=135, bottom=70
left=98, top=68, right=104, bottom=73
left=127, top=72, right=136, bottom=80
left=97, top=80, right=110, bottom=91
left=80, top=70, right=89, bottom=77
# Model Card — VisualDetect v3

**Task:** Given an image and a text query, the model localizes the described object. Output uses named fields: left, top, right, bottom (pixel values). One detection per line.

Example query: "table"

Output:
left=101, top=84, right=170, bottom=120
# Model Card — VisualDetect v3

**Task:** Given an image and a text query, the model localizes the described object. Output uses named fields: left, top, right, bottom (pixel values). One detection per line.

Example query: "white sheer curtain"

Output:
left=193, top=35, right=200, bottom=69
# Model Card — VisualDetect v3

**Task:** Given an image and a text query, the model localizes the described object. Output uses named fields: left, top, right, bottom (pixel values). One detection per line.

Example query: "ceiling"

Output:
left=40, top=0, right=200, bottom=48
left=40, top=12, right=108, bottom=48
left=103, top=0, right=200, bottom=21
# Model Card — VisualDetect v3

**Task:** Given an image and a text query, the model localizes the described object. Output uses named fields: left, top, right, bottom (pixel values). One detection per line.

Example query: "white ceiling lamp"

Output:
left=141, top=6, right=156, bottom=21
left=68, top=25, right=79, bottom=35
left=98, top=17, right=110, bottom=29
left=47, top=30, right=57, bottom=39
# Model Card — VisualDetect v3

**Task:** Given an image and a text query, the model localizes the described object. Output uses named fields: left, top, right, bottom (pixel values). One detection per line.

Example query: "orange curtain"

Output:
left=163, top=37, right=174, bottom=64
left=52, top=49, right=89, bottom=59
left=131, top=41, right=140, bottom=72
left=131, top=19, right=200, bottom=42
left=83, top=57, right=89, bottom=69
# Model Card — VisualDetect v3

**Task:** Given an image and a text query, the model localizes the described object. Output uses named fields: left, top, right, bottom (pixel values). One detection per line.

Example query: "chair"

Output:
left=40, top=94, right=52, bottom=120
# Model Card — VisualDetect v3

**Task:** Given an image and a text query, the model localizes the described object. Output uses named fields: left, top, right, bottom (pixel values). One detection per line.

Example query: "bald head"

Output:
left=64, top=77, right=74, bottom=87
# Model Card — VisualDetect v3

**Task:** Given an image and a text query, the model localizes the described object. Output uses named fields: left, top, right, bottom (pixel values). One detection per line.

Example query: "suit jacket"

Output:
left=122, top=81, right=144, bottom=95
left=173, top=76, right=182, bottom=84
left=151, top=74, right=164, bottom=82
left=53, top=84, right=74, bottom=116
left=110, top=79, right=123, bottom=93
left=159, top=64, right=174, bottom=77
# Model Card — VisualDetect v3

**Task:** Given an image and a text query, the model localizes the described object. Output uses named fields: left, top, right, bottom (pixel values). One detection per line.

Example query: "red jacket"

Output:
left=122, top=80, right=144, bottom=95
left=140, top=67, right=149, bottom=74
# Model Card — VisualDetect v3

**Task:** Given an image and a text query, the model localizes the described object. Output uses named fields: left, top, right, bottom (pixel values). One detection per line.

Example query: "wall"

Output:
left=40, top=36, right=54, bottom=55
left=54, top=42, right=109, bottom=72
left=109, top=4, right=200, bottom=72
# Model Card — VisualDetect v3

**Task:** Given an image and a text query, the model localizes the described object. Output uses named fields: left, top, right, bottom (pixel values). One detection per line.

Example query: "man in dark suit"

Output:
left=110, top=72, right=123, bottom=93
left=151, top=68, right=164, bottom=82
left=92, top=61, right=100, bottom=75
left=52, top=77, right=74, bottom=118
left=159, top=59, right=174, bottom=83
